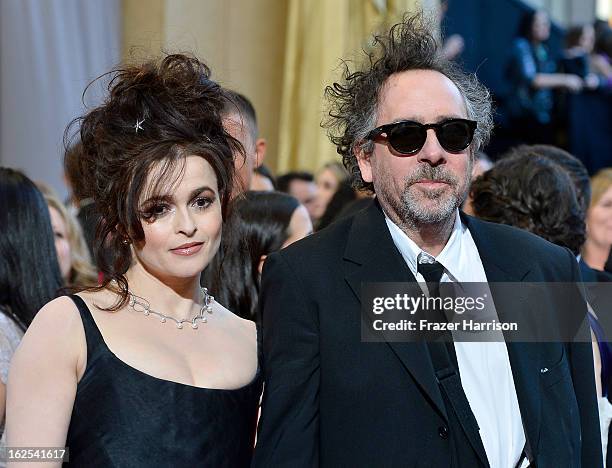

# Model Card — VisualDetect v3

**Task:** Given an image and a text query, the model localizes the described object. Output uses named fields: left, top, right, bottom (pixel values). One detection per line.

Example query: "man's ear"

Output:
left=255, top=138, right=267, bottom=168
left=355, top=142, right=373, bottom=183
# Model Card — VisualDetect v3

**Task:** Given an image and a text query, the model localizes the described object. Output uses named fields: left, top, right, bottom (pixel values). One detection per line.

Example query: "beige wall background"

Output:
left=123, top=0, right=289, bottom=172
left=123, top=0, right=420, bottom=174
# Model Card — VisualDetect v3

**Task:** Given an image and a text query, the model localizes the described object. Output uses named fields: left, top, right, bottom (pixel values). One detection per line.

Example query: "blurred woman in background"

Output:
left=311, top=161, right=350, bottom=226
left=0, top=168, right=62, bottom=460
left=209, top=191, right=312, bottom=320
left=506, top=9, right=584, bottom=144
left=37, top=183, right=98, bottom=288
left=582, top=168, right=612, bottom=272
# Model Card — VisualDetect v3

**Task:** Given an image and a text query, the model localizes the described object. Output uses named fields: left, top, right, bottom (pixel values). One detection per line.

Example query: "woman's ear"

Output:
left=258, top=254, right=268, bottom=276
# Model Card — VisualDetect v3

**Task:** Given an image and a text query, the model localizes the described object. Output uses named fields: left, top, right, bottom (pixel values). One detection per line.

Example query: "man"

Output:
left=277, top=171, right=318, bottom=221
left=222, top=90, right=267, bottom=196
left=253, top=13, right=601, bottom=467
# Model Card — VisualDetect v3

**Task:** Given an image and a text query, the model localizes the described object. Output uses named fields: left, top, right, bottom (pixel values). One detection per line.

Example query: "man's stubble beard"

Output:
left=382, top=159, right=473, bottom=229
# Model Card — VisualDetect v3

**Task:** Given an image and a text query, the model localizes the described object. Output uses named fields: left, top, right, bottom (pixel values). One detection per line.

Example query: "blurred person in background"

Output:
left=276, top=171, right=318, bottom=221
left=0, top=168, right=63, bottom=462
left=592, top=22, right=612, bottom=83
left=583, top=168, right=612, bottom=273
left=563, top=24, right=601, bottom=89
left=505, top=9, right=584, bottom=145
left=470, top=151, right=612, bottom=460
left=64, top=141, right=99, bottom=259
left=438, top=0, right=464, bottom=61
left=209, top=191, right=312, bottom=320
left=316, top=179, right=357, bottom=231
left=223, top=91, right=267, bottom=197
left=7, top=55, right=262, bottom=467
left=36, top=183, right=98, bottom=288
left=311, top=161, right=350, bottom=227
left=250, top=165, right=276, bottom=192
left=462, top=151, right=493, bottom=216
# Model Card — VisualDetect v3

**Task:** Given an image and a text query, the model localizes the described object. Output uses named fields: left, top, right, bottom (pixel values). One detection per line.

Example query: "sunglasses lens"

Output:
left=438, top=121, right=473, bottom=152
left=387, top=124, right=425, bottom=154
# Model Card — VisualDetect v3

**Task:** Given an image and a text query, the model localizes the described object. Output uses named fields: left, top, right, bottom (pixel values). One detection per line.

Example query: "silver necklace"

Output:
left=127, top=287, right=214, bottom=329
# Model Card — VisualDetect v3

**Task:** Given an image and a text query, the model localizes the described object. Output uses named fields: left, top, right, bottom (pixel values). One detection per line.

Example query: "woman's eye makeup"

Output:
left=140, top=191, right=216, bottom=221
left=192, top=195, right=214, bottom=210
left=140, top=202, right=171, bottom=221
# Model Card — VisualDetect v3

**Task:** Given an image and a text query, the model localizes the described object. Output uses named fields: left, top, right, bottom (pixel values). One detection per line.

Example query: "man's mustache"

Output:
left=404, top=165, right=460, bottom=186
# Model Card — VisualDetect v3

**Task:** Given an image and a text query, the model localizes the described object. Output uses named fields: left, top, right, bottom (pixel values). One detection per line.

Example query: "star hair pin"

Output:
left=134, top=117, right=145, bottom=133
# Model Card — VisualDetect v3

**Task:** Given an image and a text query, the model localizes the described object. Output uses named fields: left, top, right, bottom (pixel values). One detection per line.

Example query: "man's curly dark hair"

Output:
left=323, top=12, right=493, bottom=192
left=470, top=153, right=586, bottom=255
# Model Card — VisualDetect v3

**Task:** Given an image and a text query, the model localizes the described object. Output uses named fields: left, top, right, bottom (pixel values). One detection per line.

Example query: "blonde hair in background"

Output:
left=36, top=183, right=98, bottom=288
left=590, top=168, right=612, bottom=208
left=319, top=161, right=350, bottom=184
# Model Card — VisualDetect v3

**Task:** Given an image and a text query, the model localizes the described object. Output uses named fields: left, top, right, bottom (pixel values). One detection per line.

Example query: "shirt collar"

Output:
left=385, top=210, right=465, bottom=280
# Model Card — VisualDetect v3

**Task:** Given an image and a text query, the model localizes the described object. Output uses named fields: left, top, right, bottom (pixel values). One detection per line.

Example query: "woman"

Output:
left=582, top=168, right=612, bottom=272
left=505, top=9, right=584, bottom=144
left=311, top=161, right=350, bottom=227
left=37, top=184, right=98, bottom=288
left=0, top=168, right=63, bottom=462
left=209, top=191, right=312, bottom=320
left=7, top=55, right=261, bottom=467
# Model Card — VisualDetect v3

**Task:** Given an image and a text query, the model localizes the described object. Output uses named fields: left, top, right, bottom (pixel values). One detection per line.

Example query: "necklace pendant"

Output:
left=191, top=322, right=198, bottom=329
left=160, top=317, right=166, bottom=323
left=176, top=322, right=183, bottom=329
left=143, top=310, right=150, bottom=316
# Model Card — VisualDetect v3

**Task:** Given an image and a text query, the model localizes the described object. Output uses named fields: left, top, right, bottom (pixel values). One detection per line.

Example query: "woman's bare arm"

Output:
left=6, top=297, right=85, bottom=468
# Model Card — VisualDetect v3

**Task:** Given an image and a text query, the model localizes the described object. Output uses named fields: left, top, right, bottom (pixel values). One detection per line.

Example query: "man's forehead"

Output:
left=377, top=69, right=467, bottom=121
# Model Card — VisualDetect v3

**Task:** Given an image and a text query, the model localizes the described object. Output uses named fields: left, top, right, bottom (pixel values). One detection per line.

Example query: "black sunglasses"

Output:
left=366, top=118, right=477, bottom=155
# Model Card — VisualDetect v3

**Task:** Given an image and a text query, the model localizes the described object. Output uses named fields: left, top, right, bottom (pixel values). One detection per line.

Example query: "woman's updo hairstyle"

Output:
left=68, top=54, right=240, bottom=308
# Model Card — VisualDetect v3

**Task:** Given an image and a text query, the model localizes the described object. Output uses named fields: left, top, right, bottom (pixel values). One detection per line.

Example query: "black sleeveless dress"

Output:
left=64, top=295, right=262, bottom=467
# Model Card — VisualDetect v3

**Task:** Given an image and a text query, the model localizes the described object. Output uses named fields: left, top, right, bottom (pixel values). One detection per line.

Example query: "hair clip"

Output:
left=134, top=117, right=145, bottom=133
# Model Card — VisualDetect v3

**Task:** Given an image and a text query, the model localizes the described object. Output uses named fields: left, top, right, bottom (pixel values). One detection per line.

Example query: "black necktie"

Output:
left=417, top=261, right=445, bottom=298
left=418, top=260, right=459, bottom=368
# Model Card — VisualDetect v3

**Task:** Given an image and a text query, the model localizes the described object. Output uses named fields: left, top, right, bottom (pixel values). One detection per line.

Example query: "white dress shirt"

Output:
left=385, top=210, right=528, bottom=468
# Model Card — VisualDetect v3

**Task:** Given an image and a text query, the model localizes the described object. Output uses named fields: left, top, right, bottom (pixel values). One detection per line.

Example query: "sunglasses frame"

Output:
left=366, top=118, right=477, bottom=156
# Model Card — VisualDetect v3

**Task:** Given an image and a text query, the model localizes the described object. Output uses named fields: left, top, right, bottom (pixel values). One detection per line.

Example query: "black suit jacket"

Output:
left=253, top=200, right=602, bottom=467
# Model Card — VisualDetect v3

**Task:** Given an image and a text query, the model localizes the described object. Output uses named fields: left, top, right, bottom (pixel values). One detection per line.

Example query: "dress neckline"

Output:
left=75, top=294, right=260, bottom=392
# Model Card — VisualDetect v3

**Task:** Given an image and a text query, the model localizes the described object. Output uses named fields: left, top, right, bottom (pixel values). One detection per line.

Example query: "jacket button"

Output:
left=438, top=426, right=449, bottom=439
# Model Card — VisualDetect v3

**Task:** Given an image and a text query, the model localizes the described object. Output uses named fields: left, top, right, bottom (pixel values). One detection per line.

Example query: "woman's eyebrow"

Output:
left=188, top=186, right=214, bottom=200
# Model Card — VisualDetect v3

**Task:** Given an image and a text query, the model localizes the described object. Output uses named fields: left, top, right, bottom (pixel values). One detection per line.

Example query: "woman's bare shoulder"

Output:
left=212, top=301, right=257, bottom=343
left=14, top=296, right=86, bottom=370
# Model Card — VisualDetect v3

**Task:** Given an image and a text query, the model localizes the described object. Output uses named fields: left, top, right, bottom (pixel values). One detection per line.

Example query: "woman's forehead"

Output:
left=141, top=155, right=218, bottom=200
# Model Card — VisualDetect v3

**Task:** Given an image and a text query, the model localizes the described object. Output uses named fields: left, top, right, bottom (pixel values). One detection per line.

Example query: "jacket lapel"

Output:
left=343, top=200, right=448, bottom=422
left=462, top=214, right=542, bottom=457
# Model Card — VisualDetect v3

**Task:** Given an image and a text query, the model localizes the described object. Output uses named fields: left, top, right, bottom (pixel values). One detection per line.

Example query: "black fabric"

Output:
left=428, top=343, right=489, bottom=467
left=65, top=295, right=262, bottom=468
left=417, top=261, right=445, bottom=296
left=253, top=199, right=602, bottom=467
left=417, top=261, right=457, bottom=366
left=418, top=260, right=486, bottom=465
